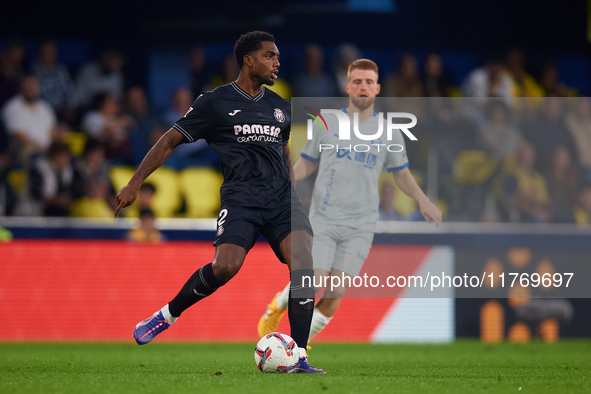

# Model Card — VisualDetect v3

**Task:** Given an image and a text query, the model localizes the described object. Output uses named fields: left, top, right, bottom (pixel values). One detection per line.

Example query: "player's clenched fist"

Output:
left=114, top=184, right=139, bottom=218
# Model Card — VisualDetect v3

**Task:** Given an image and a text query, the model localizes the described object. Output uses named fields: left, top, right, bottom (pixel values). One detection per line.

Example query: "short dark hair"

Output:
left=91, top=92, right=110, bottom=110
left=38, top=38, right=56, bottom=51
left=100, top=49, right=124, bottom=62
left=83, top=138, right=105, bottom=157
left=234, top=31, right=275, bottom=69
left=48, top=141, right=70, bottom=158
left=140, top=183, right=156, bottom=194
left=139, top=208, right=155, bottom=219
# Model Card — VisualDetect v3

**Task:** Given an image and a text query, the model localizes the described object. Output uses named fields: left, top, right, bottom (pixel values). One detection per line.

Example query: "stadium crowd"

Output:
left=0, top=39, right=590, bottom=226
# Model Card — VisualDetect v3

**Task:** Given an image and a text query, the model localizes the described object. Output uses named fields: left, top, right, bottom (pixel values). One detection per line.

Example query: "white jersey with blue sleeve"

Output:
left=300, top=110, right=409, bottom=227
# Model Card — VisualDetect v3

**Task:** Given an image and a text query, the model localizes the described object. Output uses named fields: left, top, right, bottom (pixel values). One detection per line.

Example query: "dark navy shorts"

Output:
left=213, top=198, right=313, bottom=264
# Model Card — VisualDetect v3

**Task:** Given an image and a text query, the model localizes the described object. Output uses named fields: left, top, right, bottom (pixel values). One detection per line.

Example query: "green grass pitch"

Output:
left=0, top=341, right=589, bottom=393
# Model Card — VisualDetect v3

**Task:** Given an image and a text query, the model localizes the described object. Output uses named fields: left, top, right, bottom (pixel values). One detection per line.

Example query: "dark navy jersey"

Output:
left=173, top=82, right=292, bottom=208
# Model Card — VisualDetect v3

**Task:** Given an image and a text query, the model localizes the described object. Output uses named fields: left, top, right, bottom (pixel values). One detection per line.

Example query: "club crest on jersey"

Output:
left=274, top=108, right=285, bottom=123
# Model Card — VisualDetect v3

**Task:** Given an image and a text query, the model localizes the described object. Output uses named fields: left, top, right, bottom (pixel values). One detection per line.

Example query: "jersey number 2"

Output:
left=218, top=209, right=228, bottom=227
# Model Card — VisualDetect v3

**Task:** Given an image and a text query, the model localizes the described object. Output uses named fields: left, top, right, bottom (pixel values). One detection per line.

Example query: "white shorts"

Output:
left=310, top=221, right=375, bottom=277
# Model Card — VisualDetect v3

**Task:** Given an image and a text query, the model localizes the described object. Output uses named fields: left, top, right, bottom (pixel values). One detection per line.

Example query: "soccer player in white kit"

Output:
left=257, top=59, right=442, bottom=343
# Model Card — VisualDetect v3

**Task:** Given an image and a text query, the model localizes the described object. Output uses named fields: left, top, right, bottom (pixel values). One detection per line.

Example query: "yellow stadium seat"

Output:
left=144, top=167, right=182, bottom=218
left=453, top=150, right=498, bottom=185
left=179, top=167, right=224, bottom=218
left=265, top=77, right=292, bottom=100
left=109, top=166, right=182, bottom=218
left=289, top=123, right=308, bottom=163
left=7, top=169, right=27, bottom=194
left=61, top=131, right=88, bottom=157
left=447, top=86, right=462, bottom=97
left=109, top=166, right=136, bottom=192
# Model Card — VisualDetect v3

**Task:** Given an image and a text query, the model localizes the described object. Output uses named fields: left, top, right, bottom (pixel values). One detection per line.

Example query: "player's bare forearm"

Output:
left=114, top=129, right=184, bottom=217
left=293, top=157, right=318, bottom=181
left=393, top=167, right=427, bottom=202
left=393, top=167, right=442, bottom=226
left=128, top=129, right=182, bottom=187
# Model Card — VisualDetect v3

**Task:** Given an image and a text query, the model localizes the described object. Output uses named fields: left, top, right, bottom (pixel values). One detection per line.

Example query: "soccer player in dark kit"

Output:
left=113, top=31, right=325, bottom=373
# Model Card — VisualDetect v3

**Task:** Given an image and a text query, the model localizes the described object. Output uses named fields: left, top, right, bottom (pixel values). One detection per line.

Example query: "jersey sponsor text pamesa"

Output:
left=233, top=123, right=282, bottom=143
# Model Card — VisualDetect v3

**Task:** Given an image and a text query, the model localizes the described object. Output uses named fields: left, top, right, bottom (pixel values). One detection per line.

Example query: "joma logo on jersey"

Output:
left=234, top=124, right=281, bottom=137
left=305, top=109, right=418, bottom=141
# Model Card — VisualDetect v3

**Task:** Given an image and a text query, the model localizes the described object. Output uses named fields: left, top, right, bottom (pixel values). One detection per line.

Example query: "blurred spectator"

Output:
left=544, top=146, right=578, bottom=223
left=163, top=87, right=193, bottom=126
left=0, top=39, right=26, bottom=107
left=293, top=44, right=337, bottom=97
left=334, top=43, right=361, bottom=96
left=70, top=177, right=114, bottom=218
left=121, top=181, right=157, bottom=218
left=124, top=86, right=160, bottom=164
left=462, top=55, right=512, bottom=104
left=188, top=46, right=213, bottom=96
left=573, top=183, right=591, bottom=227
left=505, top=48, right=543, bottom=98
left=81, top=92, right=134, bottom=164
left=1, top=75, right=57, bottom=163
left=539, top=59, right=570, bottom=97
left=420, top=54, right=453, bottom=131
left=565, top=97, right=591, bottom=179
left=421, top=53, right=449, bottom=97
left=501, top=141, right=551, bottom=223
left=126, top=208, right=165, bottom=243
left=76, top=49, right=124, bottom=107
left=383, top=54, right=423, bottom=97
left=382, top=54, right=424, bottom=118
left=138, top=183, right=156, bottom=211
left=161, top=87, right=215, bottom=168
left=28, top=141, right=81, bottom=216
left=479, top=101, right=522, bottom=160
left=522, top=97, right=576, bottom=173
left=211, top=55, right=240, bottom=87
left=31, top=40, right=78, bottom=124
left=73, top=139, right=113, bottom=204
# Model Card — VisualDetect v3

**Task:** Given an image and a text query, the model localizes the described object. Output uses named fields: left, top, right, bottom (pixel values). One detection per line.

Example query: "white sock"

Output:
left=276, top=283, right=290, bottom=309
left=298, top=347, right=307, bottom=359
left=309, top=307, right=332, bottom=342
left=160, top=304, right=177, bottom=324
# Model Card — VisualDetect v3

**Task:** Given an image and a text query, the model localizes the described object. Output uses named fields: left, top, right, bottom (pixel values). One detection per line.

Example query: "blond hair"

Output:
left=347, top=58, right=379, bottom=81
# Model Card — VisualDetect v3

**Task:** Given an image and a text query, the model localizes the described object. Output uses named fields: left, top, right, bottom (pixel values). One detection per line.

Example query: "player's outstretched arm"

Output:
left=293, top=157, right=319, bottom=182
left=392, top=167, right=442, bottom=226
left=114, top=129, right=184, bottom=218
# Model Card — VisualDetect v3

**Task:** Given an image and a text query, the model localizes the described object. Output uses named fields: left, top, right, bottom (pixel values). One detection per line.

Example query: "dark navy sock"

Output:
left=168, top=263, right=225, bottom=317
left=288, top=268, right=315, bottom=351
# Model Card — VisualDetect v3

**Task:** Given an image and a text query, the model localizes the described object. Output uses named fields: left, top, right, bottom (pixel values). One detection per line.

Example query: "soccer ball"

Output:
left=254, top=332, right=299, bottom=373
